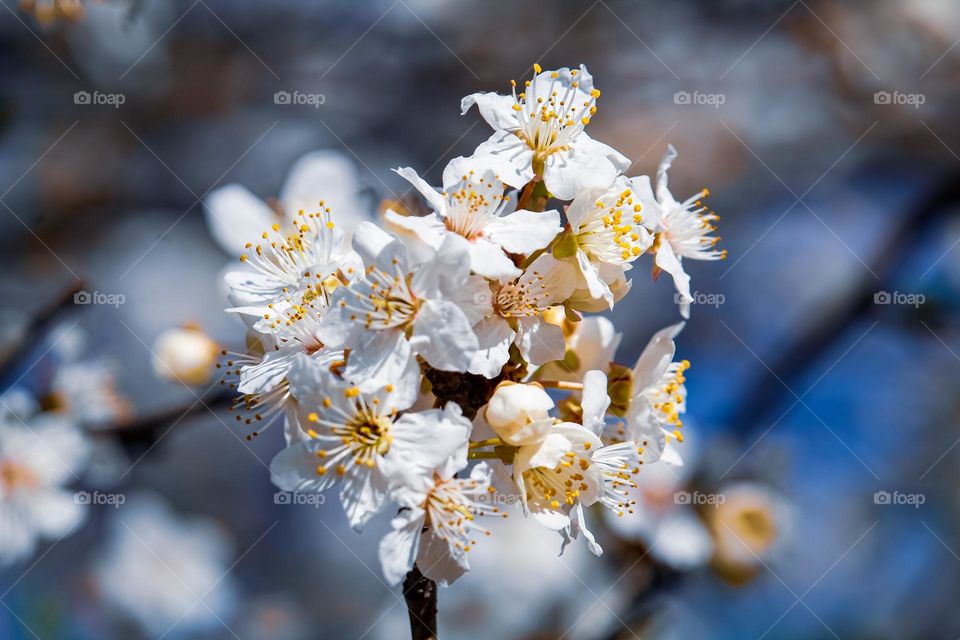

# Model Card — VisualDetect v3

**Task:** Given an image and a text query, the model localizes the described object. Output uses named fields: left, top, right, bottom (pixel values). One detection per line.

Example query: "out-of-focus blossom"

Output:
left=205, top=150, right=372, bottom=256
left=19, top=0, right=84, bottom=24
left=0, top=395, right=90, bottom=565
left=705, top=481, right=791, bottom=583
left=93, top=493, right=236, bottom=635
left=151, top=325, right=220, bottom=386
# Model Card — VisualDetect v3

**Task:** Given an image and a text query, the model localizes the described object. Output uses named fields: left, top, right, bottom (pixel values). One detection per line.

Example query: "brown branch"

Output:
left=403, top=565, right=438, bottom=640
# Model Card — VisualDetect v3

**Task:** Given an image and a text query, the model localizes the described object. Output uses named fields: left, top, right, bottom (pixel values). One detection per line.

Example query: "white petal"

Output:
left=466, top=239, right=520, bottom=279
left=485, top=209, right=562, bottom=255
left=542, top=134, right=630, bottom=200
left=351, top=221, right=399, bottom=265
left=633, top=323, right=684, bottom=391
left=237, top=349, right=296, bottom=395
left=655, top=242, right=691, bottom=303
left=473, top=131, right=534, bottom=189
left=576, top=250, right=613, bottom=308
left=383, top=210, right=446, bottom=261
left=26, top=489, right=86, bottom=538
left=281, top=150, right=370, bottom=235
left=580, top=370, right=610, bottom=437
left=467, top=316, right=514, bottom=379
left=204, top=184, right=276, bottom=255
left=460, top=91, right=520, bottom=131
left=379, top=507, right=425, bottom=586
left=418, top=528, right=468, bottom=586
left=515, top=316, right=565, bottom=366
left=410, top=299, right=478, bottom=371
left=656, top=144, right=679, bottom=205
left=344, top=329, right=417, bottom=393
left=340, top=466, right=388, bottom=530
left=393, top=166, right=448, bottom=215
left=447, top=275, right=494, bottom=326
left=411, top=233, right=472, bottom=299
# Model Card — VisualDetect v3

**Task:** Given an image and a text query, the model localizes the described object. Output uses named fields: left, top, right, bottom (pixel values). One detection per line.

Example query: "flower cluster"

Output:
left=220, top=64, right=725, bottom=587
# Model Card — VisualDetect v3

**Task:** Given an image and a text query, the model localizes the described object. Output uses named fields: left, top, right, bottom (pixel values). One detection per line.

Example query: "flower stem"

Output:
left=539, top=380, right=584, bottom=391
left=515, top=178, right=539, bottom=211
left=403, top=565, right=438, bottom=640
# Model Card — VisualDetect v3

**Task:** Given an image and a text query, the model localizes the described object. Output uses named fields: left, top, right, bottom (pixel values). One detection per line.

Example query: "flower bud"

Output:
left=151, top=326, right=219, bottom=386
left=484, top=382, right=554, bottom=444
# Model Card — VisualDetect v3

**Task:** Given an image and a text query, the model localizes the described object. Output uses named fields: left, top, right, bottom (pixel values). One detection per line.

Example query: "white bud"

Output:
left=151, top=326, right=219, bottom=386
left=484, top=382, right=554, bottom=445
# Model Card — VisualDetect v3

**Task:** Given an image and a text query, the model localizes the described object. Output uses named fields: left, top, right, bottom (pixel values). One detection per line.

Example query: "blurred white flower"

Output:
left=151, top=325, right=220, bottom=386
left=94, top=493, right=236, bottom=636
left=205, top=150, right=372, bottom=256
left=0, top=399, right=90, bottom=565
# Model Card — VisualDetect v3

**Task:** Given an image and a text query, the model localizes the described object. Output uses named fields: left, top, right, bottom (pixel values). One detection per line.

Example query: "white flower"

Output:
left=563, top=176, right=652, bottom=308
left=705, top=481, right=790, bottom=576
left=634, top=145, right=725, bottom=311
left=151, top=325, right=220, bottom=386
left=49, top=360, right=130, bottom=428
left=513, top=421, right=604, bottom=530
left=94, top=493, right=236, bottom=636
left=318, top=222, right=479, bottom=390
left=607, top=323, right=689, bottom=464
left=269, top=362, right=471, bottom=530
left=379, top=459, right=500, bottom=587
left=467, top=254, right=575, bottom=378
left=225, top=206, right=360, bottom=314
left=386, top=156, right=563, bottom=279
left=0, top=400, right=89, bottom=565
left=205, top=150, right=370, bottom=256
left=461, top=64, right=629, bottom=199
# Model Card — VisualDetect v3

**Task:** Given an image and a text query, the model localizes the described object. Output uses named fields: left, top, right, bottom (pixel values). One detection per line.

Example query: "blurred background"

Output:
left=1, top=0, right=959, bottom=638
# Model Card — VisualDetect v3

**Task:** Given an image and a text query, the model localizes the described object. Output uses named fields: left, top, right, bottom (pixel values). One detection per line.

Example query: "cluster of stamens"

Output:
left=660, top=189, right=726, bottom=261
left=339, top=259, right=419, bottom=331
left=523, top=445, right=594, bottom=512
left=307, top=386, right=398, bottom=475
left=443, top=170, right=507, bottom=240
left=647, top=359, right=690, bottom=441
left=509, top=64, right=600, bottom=164
left=424, top=474, right=503, bottom=554
left=494, top=269, right=549, bottom=318
left=239, top=206, right=338, bottom=285
left=575, top=186, right=648, bottom=264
